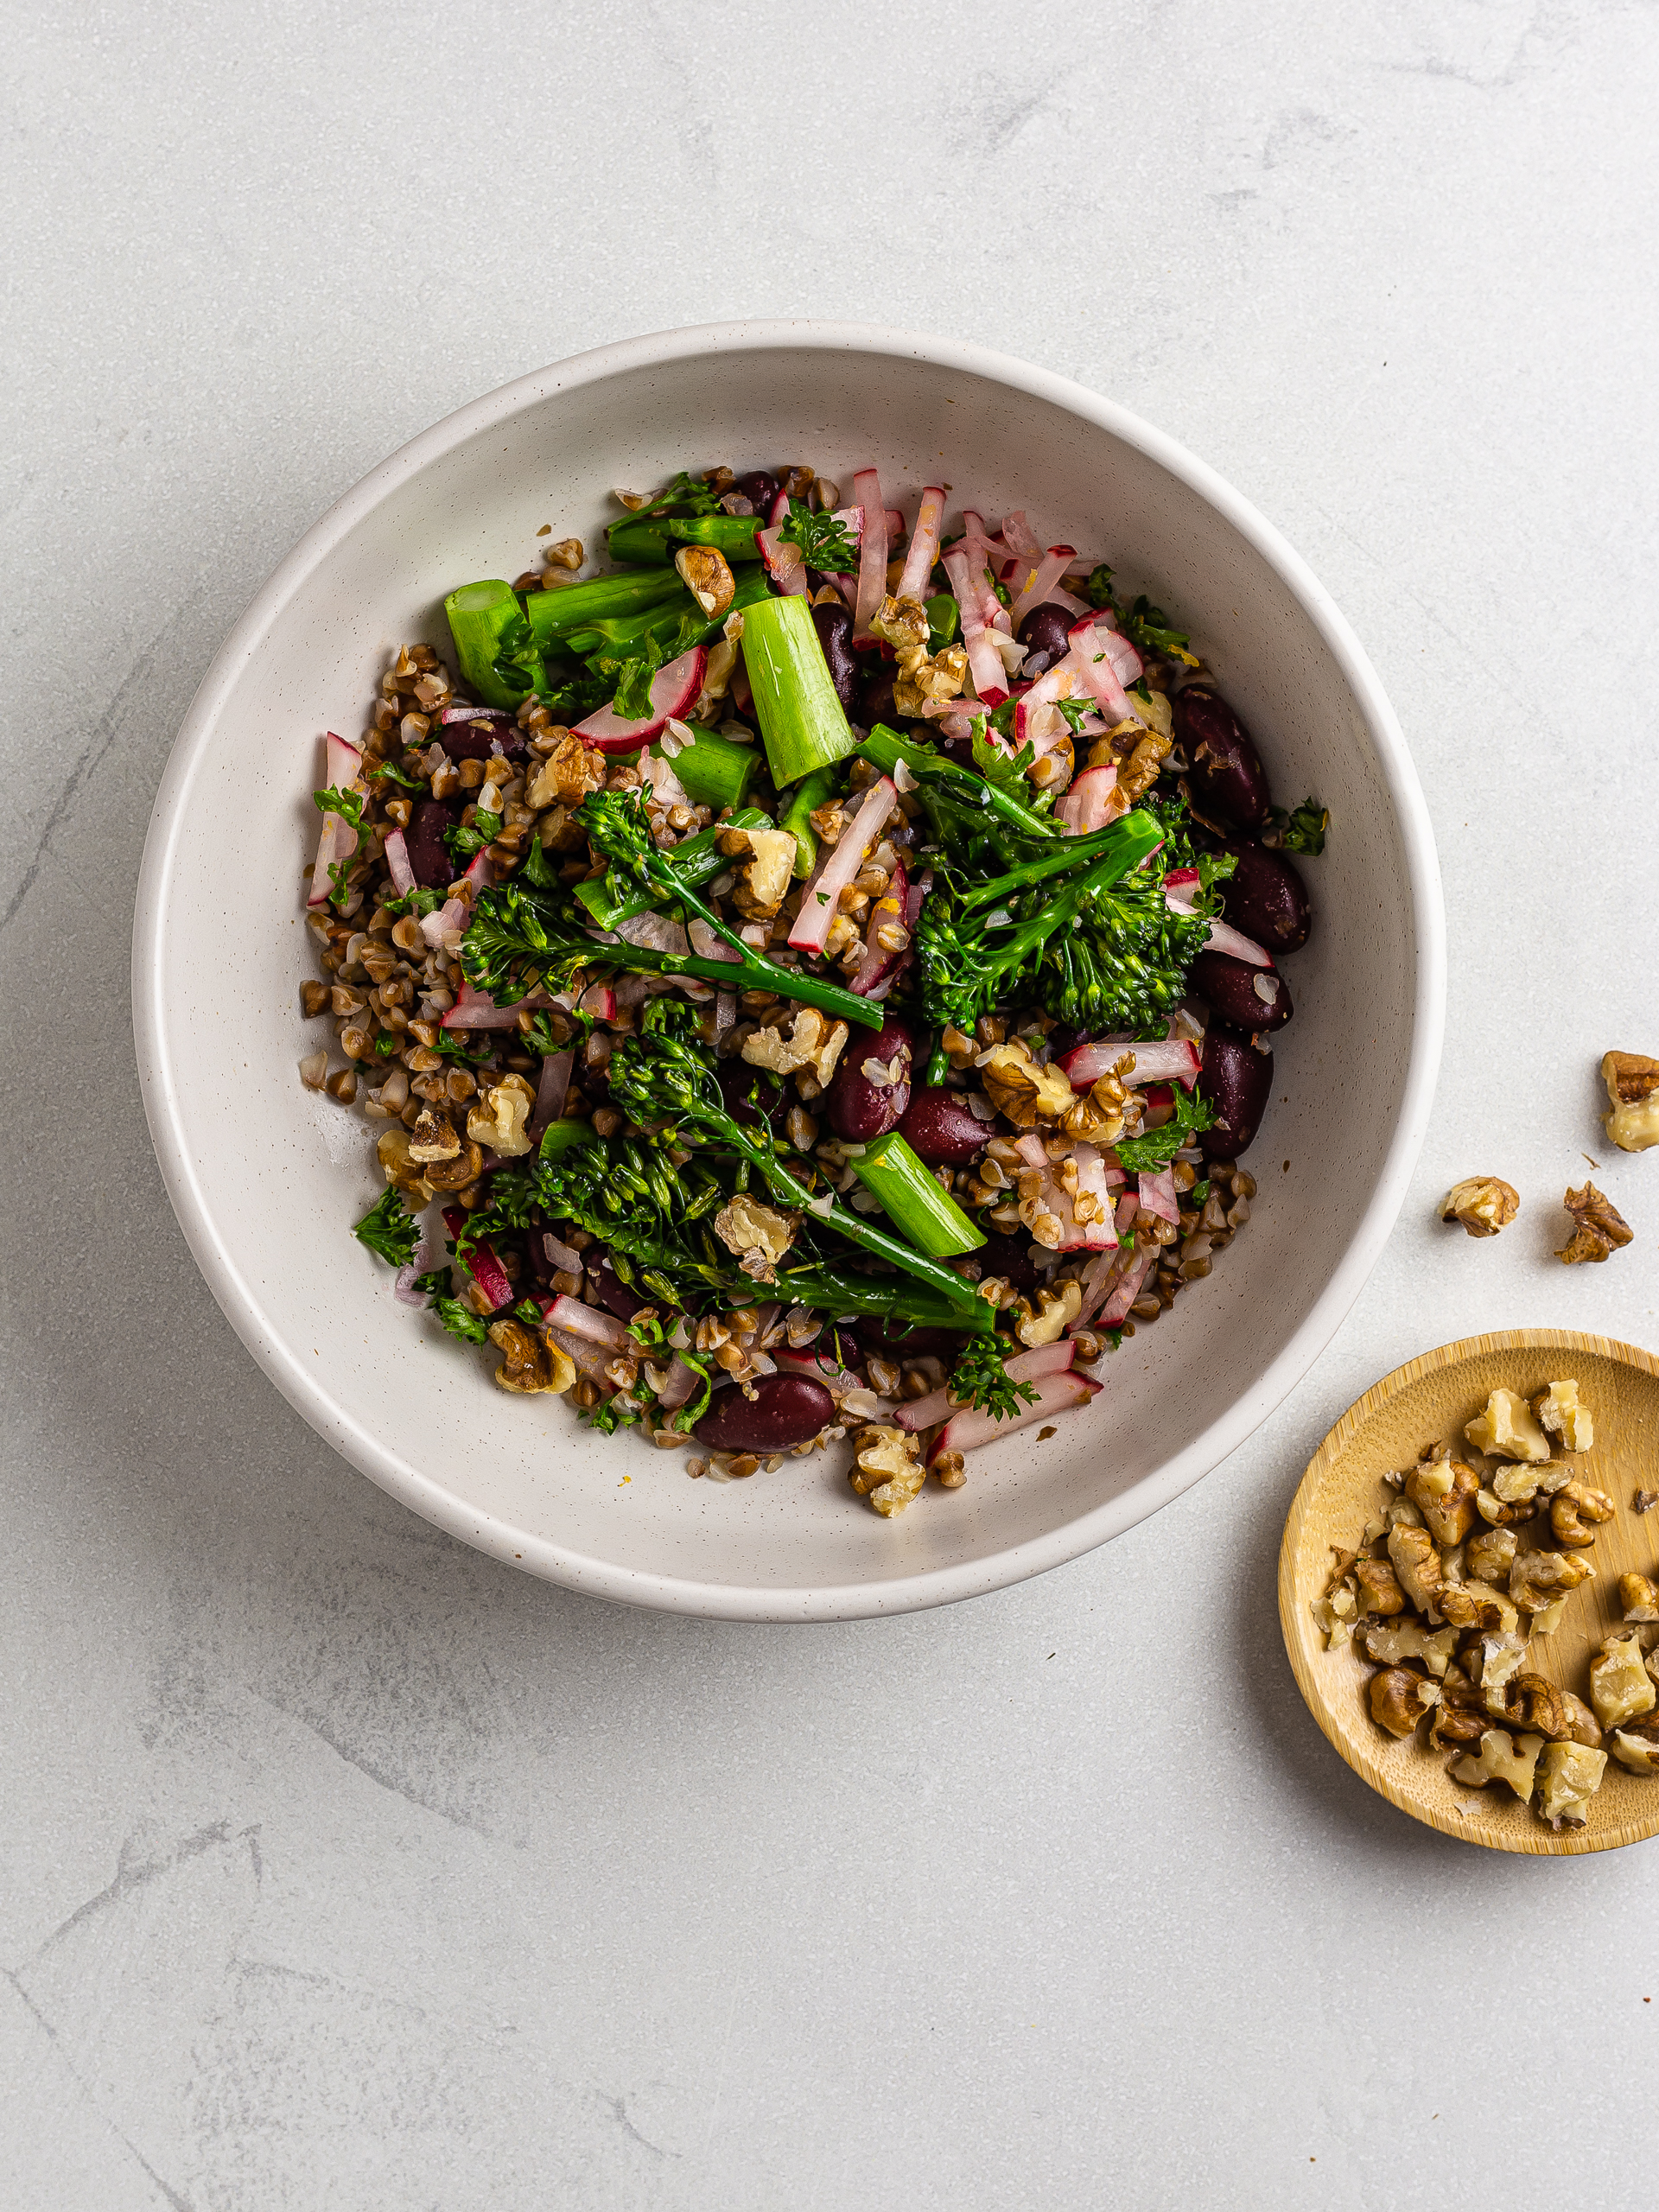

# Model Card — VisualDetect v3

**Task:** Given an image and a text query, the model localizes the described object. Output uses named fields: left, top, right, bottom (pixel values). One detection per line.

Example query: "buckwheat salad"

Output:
left=300, top=463, right=1326, bottom=1513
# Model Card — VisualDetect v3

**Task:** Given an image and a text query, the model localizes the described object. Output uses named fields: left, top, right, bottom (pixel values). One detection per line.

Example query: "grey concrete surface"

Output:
left=4, top=3, right=1658, bottom=2204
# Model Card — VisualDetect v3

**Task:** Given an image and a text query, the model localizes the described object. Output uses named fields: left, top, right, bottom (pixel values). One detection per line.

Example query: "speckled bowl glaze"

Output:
left=132, top=321, right=1444, bottom=1621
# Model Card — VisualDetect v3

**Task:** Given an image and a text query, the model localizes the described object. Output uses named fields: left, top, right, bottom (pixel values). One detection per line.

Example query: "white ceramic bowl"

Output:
left=132, top=321, right=1443, bottom=1622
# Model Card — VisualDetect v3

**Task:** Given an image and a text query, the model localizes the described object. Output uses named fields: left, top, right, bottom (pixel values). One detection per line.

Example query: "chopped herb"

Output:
left=313, top=784, right=365, bottom=830
left=1114, top=1085, right=1217, bottom=1173
left=442, top=808, right=503, bottom=863
left=366, top=760, right=426, bottom=791
left=384, top=885, right=444, bottom=918
left=1190, top=1179, right=1211, bottom=1209
left=1265, top=798, right=1329, bottom=856
left=353, top=1187, right=420, bottom=1266
left=779, top=502, right=860, bottom=572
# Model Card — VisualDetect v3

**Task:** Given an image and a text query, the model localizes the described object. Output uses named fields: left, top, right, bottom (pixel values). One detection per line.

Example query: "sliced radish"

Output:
left=440, top=1206, right=513, bottom=1312
left=943, top=544, right=1009, bottom=704
left=895, top=1339, right=1077, bottom=1433
left=788, top=776, right=898, bottom=954
left=528, top=1049, right=574, bottom=1143
left=1161, top=874, right=1275, bottom=968
left=420, top=894, right=466, bottom=950
left=443, top=980, right=537, bottom=1031
left=851, top=469, right=889, bottom=643
left=308, top=807, right=357, bottom=908
left=577, top=981, right=617, bottom=1021
left=1096, top=1246, right=1156, bottom=1327
left=1065, top=617, right=1142, bottom=725
left=930, top=1370, right=1101, bottom=1459
left=384, top=827, right=415, bottom=897
left=758, top=523, right=809, bottom=595
left=654, top=1354, right=703, bottom=1412
left=543, top=1230, right=582, bottom=1274
left=1000, top=510, right=1043, bottom=560
left=774, top=1346, right=868, bottom=1395
left=1061, top=1038, right=1201, bottom=1089
left=1007, top=546, right=1079, bottom=632
left=849, top=858, right=911, bottom=997
left=326, top=731, right=363, bottom=786
left=1138, top=1166, right=1180, bottom=1224
left=1057, top=763, right=1121, bottom=835
left=574, top=647, right=708, bottom=752
left=896, top=485, right=946, bottom=601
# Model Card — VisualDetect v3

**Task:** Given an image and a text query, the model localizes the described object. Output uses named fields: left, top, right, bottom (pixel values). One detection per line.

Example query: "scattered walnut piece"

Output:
left=1387, top=1522, right=1444, bottom=1616
left=1535, top=1740, right=1607, bottom=1827
left=467, top=1074, right=535, bottom=1158
left=1360, top=1619, right=1458, bottom=1678
left=1405, top=1458, right=1480, bottom=1546
left=1450, top=1727, right=1543, bottom=1798
left=525, top=728, right=605, bottom=810
left=1370, top=1667, right=1441, bottom=1738
left=1609, top=1725, right=1659, bottom=1775
left=1439, top=1176, right=1519, bottom=1236
left=1619, top=1573, right=1659, bottom=1624
left=1354, top=1557, right=1406, bottom=1617
left=673, top=543, right=736, bottom=620
left=1510, top=1548, right=1595, bottom=1616
left=728, top=826, right=798, bottom=919
left=488, top=1318, right=575, bottom=1396
left=1556, top=1180, right=1633, bottom=1263
left=1466, top=1526, right=1518, bottom=1586
left=849, top=1424, right=925, bottom=1516
left=1589, top=1632, right=1657, bottom=1732
left=1465, top=1387, right=1551, bottom=1465
left=980, top=1038, right=1075, bottom=1128
left=1635, top=1489, right=1659, bottom=1515
left=1014, top=1281, right=1083, bottom=1349
left=1548, top=1479, right=1615, bottom=1548
left=1602, top=1051, right=1659, bottom=1153
left=741, top=1006, right=849, bottom=1088
left=712, top=1194, right=798, bottom=1283
left=1530, top=1379, right=1594, bottom=1456
left=1438, top=1580, right=1517, bottom=1633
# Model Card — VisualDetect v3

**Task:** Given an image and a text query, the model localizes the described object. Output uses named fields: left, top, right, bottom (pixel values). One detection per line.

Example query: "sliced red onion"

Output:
left=943, top=545, right=1009, bottom=704
left=393, top=1263, right=430, bottom=1309
left=715, top=989, right=737, bottom=1039
left=687, top=917, right=741, bottom=963
left=1057, top=764, right=1120, bottom=835
left=1007, top=545, right=1078, bottom=632
left=1095, top=1247, right=1155, bottom=1328
left=543, top=1294, right=633, bottom=1350
left=436, top=1209, right=514, bottom=1312
left=787, top=775, right=898, bottom=955
left=616, top=909, right=689, bottom=956
left=420, top=894, right=466, bottom=950
left=443, top=980, right=537, bottom=1031
left=655, top=1355, right=702, bottom=1412
left=574, top=647, right=708, bottom=752
left=640, top=747, right=690, bottom=810
left=1138, top=1166, right=1180, bottom=1224
left=895, top=1338, right=1076, bottom=1433
left=1071, top=1141, right=1116, bottom=1248
left=851, top=468, right=889, bottom=644
left=931, top=1370, right=1101, bottom=1459
left=384, top=827, right=415, bottom=897
left=896, top=486, right=946, bottom=601
left=543, top=1229, right=582, bottom=1274
left=464, top=848, right=494, bottom=893
left=1162, top=878, right=1275, bottom=969
left=529, top=1050, right=574, bottom=1144
left=1065, top=617, right=1142, bottom=725
left=540, top=1319, right=617, bottom=1383
left=849, top=859, right=910, bottom=996
left=1061, top=1037, right=1202, bottom=1088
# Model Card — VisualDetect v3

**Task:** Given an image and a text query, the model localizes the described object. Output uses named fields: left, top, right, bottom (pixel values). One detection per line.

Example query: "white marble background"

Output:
left=4, top=2, right=1657, bottom=2204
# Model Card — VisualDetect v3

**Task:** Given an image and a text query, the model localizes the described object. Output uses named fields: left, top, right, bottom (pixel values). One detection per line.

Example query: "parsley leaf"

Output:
left=1082, top=563, right=1116, bottom=611
left=442, top=809, right=503, bottom=863
left=1265, top=798, right=1329, bottom=856
left=1119, top=593, right=1198, bottom=668
left=366, top=760, right=426, bottom=791
left=779, top=502, right=860, bottom=572
left=971, top=722, right=1039, bottom=799
left=423, top=1271, right=487, bottom=1344
left=353, top=1187, right=420, bottom=1267
left=314, top=785, right=365, bottom=830
left=1114, top=1085, right=1217, bottom=1173
left=383, top=885, right=444, bottom=918
left=632, top=470, right=723, bottom=520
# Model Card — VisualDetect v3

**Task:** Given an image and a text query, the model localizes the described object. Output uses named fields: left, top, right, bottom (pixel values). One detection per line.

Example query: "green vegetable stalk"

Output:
left=523, top=568, right=685, bottom=649
left=741, top=594, right=860, bottom=786
left=574, top=807, right=769, bottom=930
left=607, top=513, right=765, bottom=566
left=668, top=727, right=759, bottom=811
left=779, top=766, right=838, bottom=880
left=850, top=1132, right=986, bottom=1257
left=444, top=582, right=545, bottom=710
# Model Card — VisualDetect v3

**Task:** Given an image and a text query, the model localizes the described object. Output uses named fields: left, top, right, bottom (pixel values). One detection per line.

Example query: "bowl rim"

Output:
left=131, top=318, right=1446, bottom=1622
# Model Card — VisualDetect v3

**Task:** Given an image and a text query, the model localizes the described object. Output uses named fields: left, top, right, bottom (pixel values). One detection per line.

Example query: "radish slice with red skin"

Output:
left=543, top=1294, right=634, bottom=1350
left=325, top=731, right=363, bottom=787
left=574, top=647, right=709, bottom=751
left=849, top=858, right=911, bottom=996
left=1061, top=1038, right=1201, bottom=1089
left=897, top=486, right=946, bottom=601
left=943, top=545, right=1009, bottom=703
left=308, top=809, right=358, bottom=908
left=773, top=1347, right=868, bottom=1396
left=528, top=1049, right=574, bottom=1144
left=442, top=980, right=542, bottom=1031
left=851, top=469, right=889, bottom=644
left=929, top=1370, right=1101, bottom=1460
left=463, top=848, right=494, bottom=893
left=895, top=1339, right=1077, bottom=1433
left=1007, top=547, right=1079, bottom=632
left=577, top=981, right=617, bottom=1021
left=384, top=827, right=415, bottom=897
left=1000, top=510, right=1043, bottom=560
left=440, top=1207, right=514, bottom=1312
left=758, top=523, right=809, bottom=595
left=1138, top=1166, right=1180, bottom=1224
left=787, top=776, right=898, bottom=955
left=1057, top=763, right=1120, bottom=835
left=1065, top=617, right=1142, bottom=724
left=959, top=515, right=1012, bottom=632
left=538, top=1318, right=619, bottom=1383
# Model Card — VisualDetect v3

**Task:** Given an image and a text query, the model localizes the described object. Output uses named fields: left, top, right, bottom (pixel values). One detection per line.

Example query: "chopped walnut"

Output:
left=1404, top=1457, right=1480, bottom=1547
left=1354, top=1557, right=1407, bottom=1616
left=1557, top=1180, right=1633, bottom=1263
left=1619, top=1573, right=1659, bottom=1624
left=1360, top=1619, right=1459, bottom=1678
left=1531, top=1378, right=1594, bottom=1453
left=1368, top=1667, right=1441, bottom=1737
left=673, top=543, right=736, bottom=620
left=1465, top=1526, right=1518, bottom=1586
left=1637, top=1490, right=1659, bottom=1515
left=1589, top=1632, right=1657, bottom=1731
left=981, top=1038, right=1075, bottom=1128
left=1387, top=1522, right=1444, bottom=1617
left=741, top=1006, right=849, bottom=1088
left=1471, top=1630, right=1529, bottom=1694
left=1060, top=1057, right=1132, bottom=1145
left=1450, top=1727, right=1544, bottom=1799
left=1438, top=1175, right=1520, bottom=1236
left=1602, top=1051, right=1659, bottom=1153
left=712, top=1194, right=798, bottom=1283
left=1548, top=1478, right=1615, bottom=1548
left=1484, top=1670, right=1571, bottom=1740
left=1609, top=1726, right=1659, bottom=1775
left=1509, top=1548, right=1595, bottom=1614
left=466, top=1074, right=535, bottom=1158
left=870, top=594, right=970, bottom=715
left=1535, top=1740, right=1607, bottom=1827
left=1014, top=1280, right=1084, bottom=1348
left=849, top=1424, right=926, bottom=1516
left=407, top=1108, right=461, bottom=1162
left=1465, top=1387, right=1551, bottom=1465
left=525, top=728, right=605, bottom=810
left=728, top=826, right=798, bottom=919
left=488, top=1318, right=575, bottom=1395
left=1438, top=1580, right=1517, bottom=1633
left=377, top=1124, right=436, bottom=1201
left=543, top=536, right=583, bottom=571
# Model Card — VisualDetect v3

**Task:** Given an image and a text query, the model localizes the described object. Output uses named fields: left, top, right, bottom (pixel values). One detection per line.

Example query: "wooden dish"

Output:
left=1279, top=1329, right=1659, bottom=1855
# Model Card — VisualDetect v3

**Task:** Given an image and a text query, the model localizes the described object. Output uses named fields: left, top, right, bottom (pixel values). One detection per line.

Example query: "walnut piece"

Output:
left=467, top=1074, right=535, bottom=1158
left=1609, top=1726, right=1659, bottom=1775
left=870, top=594, right=969, bottom=715
left=1548, top=1478, right=1615, bottom=1548
left=1060, top=1057, right=1132, bottom=1145
left=1531, top=1378, right=1593, bottom=1453
left=1557, top=1180, right=1633, bottom=1263
left=1619, top=1572, right=1659, bottom=1624
left=1449, top=1727, right=1544, bottom=1799
left=849, top=1423, right=925, bottom=1516
left=1405, top=1458, right=1480, bottom=1546
left=1354, top=1557, right=1407, bottom=1617
left=713, top=1194, right=798, bottom=1283
left=1439, top=1176, right=1519, bottom=1236
left=1602, top=1051, right=1659, bottom=1153
left=673, top=543, right=736, bottom=620
left=1360, top=1619, right=1459, bottom=1678
left=1465, top=1388, right=1551, bottom=1465
left=408, top=1107, right=462, bottom=1162
left=1509, top=1548, right=1594, bottom=1614
left=1014, top=1280, right=1083, bottom=1348
left=1560, top=1691, right=1604, bottom=1749
left=1588, top=1632, right=1657, bottom=1731
left=525, top=728, right=605, bottom=810
left=377, top=1124, right=435, bottom=1201
left=1484, top=1671, right=1571, bottom=1740
left=1465, top=1526, right=1518, bottom=1586
left=980, top=1039, right=1076, bottom=1128
left=1535, top=1740, right=1607, bottom=1827
left=1387, top=1522, right=1444, bottom=1616
left=733, top=827, right=798, bottom=918
left=1438, top=1580, right=1517, bottom=1633
left=488, top=1318, right=575, bottom=1395
left=1369, top=1666, right=1442, bottom=1738
left=741, top=1007, right=849, bottom=1088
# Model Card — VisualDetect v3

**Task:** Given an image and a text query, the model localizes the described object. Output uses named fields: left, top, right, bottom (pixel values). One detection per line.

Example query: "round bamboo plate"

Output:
left=1279, top=1329, right=1659, bottom=1855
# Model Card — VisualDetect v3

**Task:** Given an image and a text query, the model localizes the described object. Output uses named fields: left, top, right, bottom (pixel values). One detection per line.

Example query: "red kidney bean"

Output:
left=857, top=669, right=897, bottom=727
left=734, top=470, right=779, bottom=517
left=812, top=601, right=859, bottom=713
left=439, top=711, right=523, bottom=763
left=717, top=1060, right=784, bottom=1129
left=1174, top=690, right=1271, bottom=832
left=828, top=1016, right=913, bottom=1141
left=588, top=1255, right=645, bottom=1323
left=694, top=1372, right=835, bottom=1452
left=1015, top=601, right=1075, bottom=673
left=406, top=798, right=459, bottom=887
left=855, top=1319, right=969, bottom=1365
left=1198, top=1022, right=1273, bottom=1160
left=899, top=1086, right=989, bottom=1165
left=973, top=1231, right=1040, bottom=1293
left=1190, top=949, right=1294, bottom=1032
left=1215, top=838, right=1311, bottom=953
